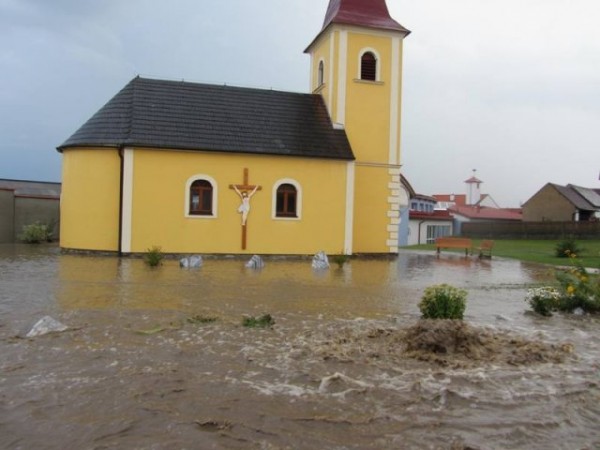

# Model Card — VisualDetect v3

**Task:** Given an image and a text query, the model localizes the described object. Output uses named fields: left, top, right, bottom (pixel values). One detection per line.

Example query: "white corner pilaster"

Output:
left=336, top=30, right=348, bottom=126
left=121, top=148, right=134, bottom=253
left=344, top=161, right=355, bottom=255
left=389, top=36, right=401, bottom=166
left=328, top=32, right=335, bottom=112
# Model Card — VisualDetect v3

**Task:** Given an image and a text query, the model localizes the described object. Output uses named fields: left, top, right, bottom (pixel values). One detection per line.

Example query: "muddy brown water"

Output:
left=1, top=244, right=599, bottom=449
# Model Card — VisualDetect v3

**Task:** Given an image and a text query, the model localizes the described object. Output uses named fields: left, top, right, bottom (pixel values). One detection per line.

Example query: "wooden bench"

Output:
left=435, top=237, right=472, bottom=256
left=476, top=240, right=494, bottom=258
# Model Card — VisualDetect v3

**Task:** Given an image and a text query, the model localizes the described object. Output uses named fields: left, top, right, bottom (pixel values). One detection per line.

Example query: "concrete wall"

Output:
left=0, top=189, right=60, bottom=243
left=0, top=190, right=15, bottom=243
left=14, top=196, right=60, bottom=240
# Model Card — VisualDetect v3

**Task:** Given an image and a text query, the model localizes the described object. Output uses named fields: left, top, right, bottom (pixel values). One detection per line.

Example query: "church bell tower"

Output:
left=305, top=0, right=410, bottom=254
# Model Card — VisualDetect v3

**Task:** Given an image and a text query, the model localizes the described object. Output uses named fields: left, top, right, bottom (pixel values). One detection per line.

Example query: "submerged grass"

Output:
left=405, top=239, right=600, bottom=267
left=187, top=315, right=218, bottom=325
left=242, top=314, right=275, bottom=329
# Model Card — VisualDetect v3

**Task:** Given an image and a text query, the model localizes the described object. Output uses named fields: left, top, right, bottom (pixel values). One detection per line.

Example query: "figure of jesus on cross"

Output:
left=229, top=168, right=262, bottom=250
left=233, top=184, right=258, bottom=226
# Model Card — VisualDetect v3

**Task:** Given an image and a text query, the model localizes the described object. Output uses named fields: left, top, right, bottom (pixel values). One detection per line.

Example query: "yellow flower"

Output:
left=567, top=285, right=575, bottom=295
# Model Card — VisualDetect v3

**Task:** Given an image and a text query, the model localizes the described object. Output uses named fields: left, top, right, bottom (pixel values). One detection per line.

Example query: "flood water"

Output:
left=1, top=244, right=599, bottom=449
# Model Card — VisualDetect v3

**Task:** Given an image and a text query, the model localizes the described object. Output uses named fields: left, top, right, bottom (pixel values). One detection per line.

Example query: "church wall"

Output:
left=345, top=80, right=391, bottom=163
left=309, top=27, right=406, bottom=254
left=128, top=148, right=349, bottom=255
left=352, top=165, right=396, bottom=254
left=344, top=32, right=393, bottom=164
left=310, top=33, right=335, bottom=120
left=60, top=149, right=121, bottom=251
left=345, top=32, right=402, bottom=253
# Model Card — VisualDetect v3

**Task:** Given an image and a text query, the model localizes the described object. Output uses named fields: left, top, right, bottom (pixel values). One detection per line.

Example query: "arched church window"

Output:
left=189, top=179, right=213, bottom=215
left=360, top=52, right=377, bottom=81
left=276, top=183, right=298, bottom=217
left=318, top=60, right=325, bottom=86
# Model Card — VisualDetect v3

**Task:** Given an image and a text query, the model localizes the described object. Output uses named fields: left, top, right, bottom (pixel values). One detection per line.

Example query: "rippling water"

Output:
left=1, top=244, right=599, bottom=449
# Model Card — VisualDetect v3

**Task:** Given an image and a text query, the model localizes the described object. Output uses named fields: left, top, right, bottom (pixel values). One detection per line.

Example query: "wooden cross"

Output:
left=229, top=168, right=262, bottom=250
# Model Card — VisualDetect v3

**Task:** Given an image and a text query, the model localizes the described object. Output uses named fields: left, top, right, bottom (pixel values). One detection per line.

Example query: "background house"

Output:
left=433, top=173, right=522, bottom=235
left=398, top=175, right=414, bottom=247
left=397, top=176, right=453, bottom=246
left=434, top=193, right=500, bottom=210
left=407, top=199, right=453, bottom=245
left=446, top=204, right=522, bottom=235
left=522, top=183, right=600, bottom=222
left=0, top=179, right=61, bottom=243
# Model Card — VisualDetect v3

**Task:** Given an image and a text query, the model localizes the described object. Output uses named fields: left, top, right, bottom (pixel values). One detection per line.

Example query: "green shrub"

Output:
left=555, top=261, right=600, bottom=313
left=19, top=222, right=52, bottom=244
left=145, top=246, right=164, bottom=267
left=555, top=239, right=582, bottom=258
left=418, top=284, right=467, bottom=320
left=331, top=254, right=350, bottom=268
left=525, top=287, right=561, bottom=316
left=525, top=254, right=600, bottom=315
left=242, top=314, right=275, bottom=328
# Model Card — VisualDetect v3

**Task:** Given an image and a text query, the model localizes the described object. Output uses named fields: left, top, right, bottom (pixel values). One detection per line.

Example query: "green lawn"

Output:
left=403, top=239, right=600, bottom=268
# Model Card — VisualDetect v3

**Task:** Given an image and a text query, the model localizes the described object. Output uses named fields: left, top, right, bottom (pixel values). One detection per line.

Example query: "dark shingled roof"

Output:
left=552, top=183, right=600, bottom=211
left=569, top=184, right=600, bottom=208
left=57, top=77, right=354, bottom=161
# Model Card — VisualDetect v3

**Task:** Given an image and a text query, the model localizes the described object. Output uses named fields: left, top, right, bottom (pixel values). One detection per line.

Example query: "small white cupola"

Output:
left=465, top=169, right=483, bottom=206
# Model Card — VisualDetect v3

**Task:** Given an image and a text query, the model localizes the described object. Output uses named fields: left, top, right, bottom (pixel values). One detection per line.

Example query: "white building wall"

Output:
left=407, top=219, right=453, bottom=245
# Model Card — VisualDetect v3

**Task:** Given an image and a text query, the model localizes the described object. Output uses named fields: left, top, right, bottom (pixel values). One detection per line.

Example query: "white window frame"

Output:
left=426, top=224, right=451, bottom=244
left=272, top=178, right=302, bottom=221
left=317, top=58, right=325, bottom=87
left=185, top=174, right=218, bottom=219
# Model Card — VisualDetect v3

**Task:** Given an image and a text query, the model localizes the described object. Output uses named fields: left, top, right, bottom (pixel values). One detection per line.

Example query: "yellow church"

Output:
left=57, top=0, right=410, bottom=256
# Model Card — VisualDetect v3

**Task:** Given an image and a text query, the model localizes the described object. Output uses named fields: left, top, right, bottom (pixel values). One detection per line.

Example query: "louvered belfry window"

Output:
left=361, top=52, right=377, bottom=81
left=189, top=180, right=213, bottom=215
left=276, top=184, right=297, bottom=217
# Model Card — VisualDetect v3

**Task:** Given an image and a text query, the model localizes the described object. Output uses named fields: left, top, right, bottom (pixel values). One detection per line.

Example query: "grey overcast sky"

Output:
left=1, top=0, right=598, bottom=207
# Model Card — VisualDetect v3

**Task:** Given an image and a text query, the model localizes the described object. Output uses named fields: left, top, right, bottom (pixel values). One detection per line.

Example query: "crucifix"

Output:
left=229, top=168, right=262, bottom=250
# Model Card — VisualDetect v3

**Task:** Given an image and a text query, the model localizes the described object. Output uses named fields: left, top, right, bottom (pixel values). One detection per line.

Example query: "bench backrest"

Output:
left=435, top=237, right=472, bottom=247
left=480, top=240, right=494, bottom=249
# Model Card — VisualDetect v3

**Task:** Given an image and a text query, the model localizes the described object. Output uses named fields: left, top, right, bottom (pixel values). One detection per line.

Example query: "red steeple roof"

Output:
left=322, top=0, right=410, bottom=34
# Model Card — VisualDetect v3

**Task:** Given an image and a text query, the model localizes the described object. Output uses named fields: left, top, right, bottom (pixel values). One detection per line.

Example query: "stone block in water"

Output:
left=26, top=316, right=68, bottom=338
left=312, top=251, right=330, bottom=270
left=245, top=255, right=265, bottom=269
left=180, top=255, right=203, bottom=268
